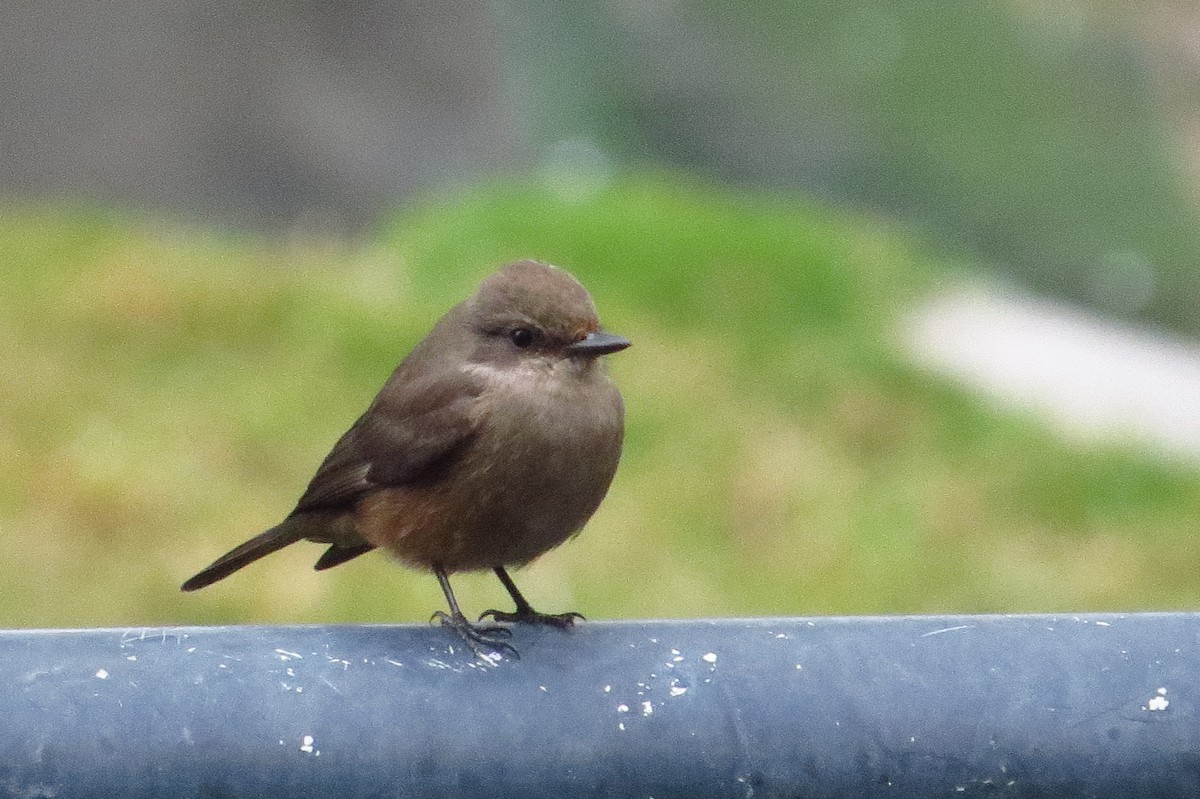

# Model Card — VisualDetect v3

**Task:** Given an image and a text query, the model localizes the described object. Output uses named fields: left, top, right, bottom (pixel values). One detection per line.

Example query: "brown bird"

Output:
left=182, top=260, right=629, bottom=657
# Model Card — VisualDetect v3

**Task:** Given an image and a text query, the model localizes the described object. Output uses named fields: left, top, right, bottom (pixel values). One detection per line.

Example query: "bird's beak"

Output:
left=565, top=331, right=631, bottom=357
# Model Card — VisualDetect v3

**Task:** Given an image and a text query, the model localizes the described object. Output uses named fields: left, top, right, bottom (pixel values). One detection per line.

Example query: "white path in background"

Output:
left=904, top=285, right=1200, bottom=465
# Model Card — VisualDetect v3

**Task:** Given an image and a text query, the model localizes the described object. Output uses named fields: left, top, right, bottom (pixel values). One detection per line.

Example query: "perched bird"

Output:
left=182, top=260, right=629, bottom=657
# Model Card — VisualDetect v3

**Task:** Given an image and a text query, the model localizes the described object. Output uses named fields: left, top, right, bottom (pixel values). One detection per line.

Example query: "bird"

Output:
left=182, top=260, right=629, bottom=658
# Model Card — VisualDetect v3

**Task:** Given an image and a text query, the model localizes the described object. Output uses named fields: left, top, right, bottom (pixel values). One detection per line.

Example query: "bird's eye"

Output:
left=509, top=328, right=535, bottom=348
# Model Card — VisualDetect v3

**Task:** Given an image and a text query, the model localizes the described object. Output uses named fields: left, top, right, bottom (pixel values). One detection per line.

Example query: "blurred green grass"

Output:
left=3, top=175, right=1200, bottom=629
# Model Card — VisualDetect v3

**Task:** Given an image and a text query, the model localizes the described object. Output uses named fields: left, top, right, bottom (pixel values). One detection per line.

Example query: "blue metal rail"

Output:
left=2, top=614, right=1197, bottom=798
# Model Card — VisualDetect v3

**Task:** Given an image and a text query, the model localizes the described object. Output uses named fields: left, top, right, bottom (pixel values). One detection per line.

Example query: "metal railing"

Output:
left=2, top=614, right=1196, bottom=798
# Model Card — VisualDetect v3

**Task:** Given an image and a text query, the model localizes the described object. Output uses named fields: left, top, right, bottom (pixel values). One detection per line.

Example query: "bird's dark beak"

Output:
left=565, top=331, right=631, bottom=357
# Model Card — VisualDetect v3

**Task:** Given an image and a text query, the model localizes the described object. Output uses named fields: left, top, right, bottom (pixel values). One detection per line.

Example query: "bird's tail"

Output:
left=181, top=520, right=304, bottom=592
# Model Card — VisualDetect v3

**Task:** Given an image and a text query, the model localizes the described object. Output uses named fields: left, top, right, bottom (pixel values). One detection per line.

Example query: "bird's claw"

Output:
left=432, top=610, right=518, bottom=660
left=479, top=608, right=585, bottom=629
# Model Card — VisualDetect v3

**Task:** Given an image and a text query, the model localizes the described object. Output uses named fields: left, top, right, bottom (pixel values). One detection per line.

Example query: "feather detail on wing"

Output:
left=293, top=371, right=483, bottom=514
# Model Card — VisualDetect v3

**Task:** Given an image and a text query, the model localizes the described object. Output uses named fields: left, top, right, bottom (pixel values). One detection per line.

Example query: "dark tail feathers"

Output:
left=181, top=522, right=303, bottom=592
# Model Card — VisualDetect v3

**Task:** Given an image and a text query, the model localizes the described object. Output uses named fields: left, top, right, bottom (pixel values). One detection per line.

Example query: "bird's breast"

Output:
left=358, top=363, right=624, bottom=572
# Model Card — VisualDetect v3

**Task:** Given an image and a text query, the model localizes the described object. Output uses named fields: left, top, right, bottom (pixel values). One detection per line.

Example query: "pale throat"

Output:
left=463, top=356, right=596, bottom=396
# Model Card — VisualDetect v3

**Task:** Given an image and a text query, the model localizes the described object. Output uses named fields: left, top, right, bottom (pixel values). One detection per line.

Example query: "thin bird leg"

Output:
left=479, top=566, right=585, bottom=628
left=430, top=566, right=517, bottom=659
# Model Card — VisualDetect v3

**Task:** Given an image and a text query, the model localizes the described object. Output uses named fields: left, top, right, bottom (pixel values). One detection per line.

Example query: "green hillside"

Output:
left=2, top=175, right=1198, bottom=629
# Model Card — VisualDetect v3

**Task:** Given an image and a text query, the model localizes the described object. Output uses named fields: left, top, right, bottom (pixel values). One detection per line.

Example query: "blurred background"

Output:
left=4, top=0, right=1200, bottom=627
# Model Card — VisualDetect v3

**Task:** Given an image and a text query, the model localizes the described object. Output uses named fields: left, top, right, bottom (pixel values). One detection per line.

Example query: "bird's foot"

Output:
left=432, top=610, right=518, bottom=661
left=479, top=607, right=585, bottom=629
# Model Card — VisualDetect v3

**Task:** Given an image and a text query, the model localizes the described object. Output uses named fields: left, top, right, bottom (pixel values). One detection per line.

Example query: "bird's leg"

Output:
left=479, top=566, right=585, bottom=628
left=431, top=566, right=517, bottom=659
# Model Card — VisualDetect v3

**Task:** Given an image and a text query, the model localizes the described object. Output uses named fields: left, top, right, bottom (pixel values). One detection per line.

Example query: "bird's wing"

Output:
left=293, top=371, right=482, bottom=513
